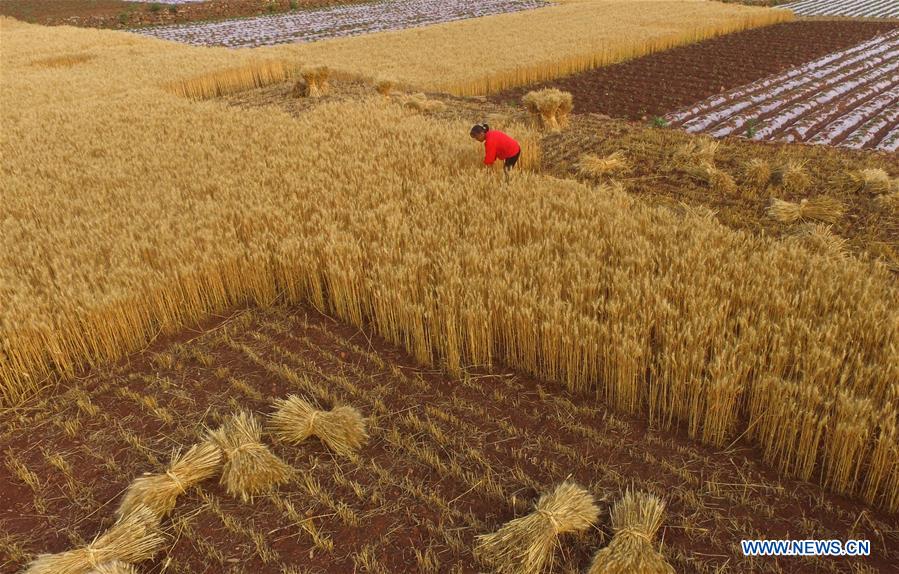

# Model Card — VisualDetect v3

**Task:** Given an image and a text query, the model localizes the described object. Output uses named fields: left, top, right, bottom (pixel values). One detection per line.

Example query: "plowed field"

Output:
left=490, top=21, right=898, bottom=121
left=666, top=29, right=899, bottom=151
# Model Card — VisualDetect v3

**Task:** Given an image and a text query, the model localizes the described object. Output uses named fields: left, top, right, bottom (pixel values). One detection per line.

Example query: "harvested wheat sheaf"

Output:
left=116, top=441, right=222, bottom=519
left=788, top=224, right=847, bottom=258
left=744, top=158, right=772, bottom=188
left=768, top=197, right=845, bottom=224
left=774, top=160, right=811, bottom=195
left=849, top=168, right=892, bottom=194
left=578, top=152, right=629, bottom=179
left=268, top=395, right=368, bottom=456
left=522, top=88, right=573, bottom=132
left=403, top=93, right=447, bottom=114
left=476, top=482, right=599, bottom=574
left=86, top=561, right=138, bottom=574
left=375, top=77, right=396, bottom=96
left=673, top=138, right=719, bottom=167
left=24, top=506, right=163, bottom=574
left=876, top=191, right=899, bottom=213
left=588, top=490, right=674, bottom=574
left=300, top=65, right=330, bottom=98
left=207, top=412, right=292, bottom=502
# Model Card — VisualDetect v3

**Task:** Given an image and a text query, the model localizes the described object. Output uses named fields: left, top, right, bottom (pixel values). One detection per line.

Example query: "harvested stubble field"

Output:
left=2, top=304, right=897, bottom=573
left=489, top=20, right=899, bottom=121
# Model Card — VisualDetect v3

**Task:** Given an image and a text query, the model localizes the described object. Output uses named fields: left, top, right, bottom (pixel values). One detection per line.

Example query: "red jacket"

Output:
left=483, top=130, right=520, bottom=165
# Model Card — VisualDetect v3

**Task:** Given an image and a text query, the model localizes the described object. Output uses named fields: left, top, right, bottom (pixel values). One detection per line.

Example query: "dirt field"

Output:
left=490, top=20, right=899, bottom=120
left=0, top=0, right=359, bottom=29
left=2, top=303, right=897, bottom=574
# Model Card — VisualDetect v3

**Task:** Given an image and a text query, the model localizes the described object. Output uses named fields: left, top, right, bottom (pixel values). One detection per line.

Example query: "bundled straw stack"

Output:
left=268, top=395, right=368, bottom=457
left=24, top=506, right=163, bottom=574
left=475, top=482, right=598, bottom=574
left=768, top=197, right=845, bottom=224
left=297, top=65, right=330, bottom=98
left=578, top=152, right=629, bottom=179
left=403, top=93, right=447, bottom=114
left=375, top=77, right=396, bottom=96
left=588, top=490, right=675, bottom=574
left=744, top=158, right=772, bottom=189
left=686, top=162, right=737, bottom=195
left=207, top=411, right=292, bottom=502
left=86, top=561, right=138, bottom=574
left=772, top=160, right=810, bottom=195
left=116, top=441, right=221, bottom=519
left=841, top=168, right=892, bottom=194
left=522, top=88, right=573, bottom=132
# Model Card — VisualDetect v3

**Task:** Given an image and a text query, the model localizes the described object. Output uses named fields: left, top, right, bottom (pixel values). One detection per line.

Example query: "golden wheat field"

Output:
left=1, top=2, right=898, bottom=572
left=272, top=0, right=793, bottom=95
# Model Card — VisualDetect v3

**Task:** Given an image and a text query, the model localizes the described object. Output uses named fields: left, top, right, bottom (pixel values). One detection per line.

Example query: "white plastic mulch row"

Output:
left=133, top=0, right=548, bottom=48
left=665, top=30, right=899, bottom=151
left=782, top=0, right=899, bottom=19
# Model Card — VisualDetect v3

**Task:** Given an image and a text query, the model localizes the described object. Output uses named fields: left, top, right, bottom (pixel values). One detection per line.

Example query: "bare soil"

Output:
left=490, top=21, right=899, bottom=120
left=2, top=303, right=897, bottom=574
left=0, top=0, right=361, bottom=29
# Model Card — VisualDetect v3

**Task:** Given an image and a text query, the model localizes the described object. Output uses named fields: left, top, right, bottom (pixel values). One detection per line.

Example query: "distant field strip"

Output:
left=666, top=30, right=899, bottom=151
left=783, top=0, right=899, bottom=18
left=136, top=0, right=548, bottom=48
left=272, top=0, right=792, bottom=95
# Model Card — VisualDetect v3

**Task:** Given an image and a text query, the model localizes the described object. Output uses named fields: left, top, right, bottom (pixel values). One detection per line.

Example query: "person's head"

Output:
left=469, top=123, right=489, bottom=142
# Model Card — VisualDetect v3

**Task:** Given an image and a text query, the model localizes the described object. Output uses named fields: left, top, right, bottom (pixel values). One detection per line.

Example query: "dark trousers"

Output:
left=503, top=150, right=521, bottom=171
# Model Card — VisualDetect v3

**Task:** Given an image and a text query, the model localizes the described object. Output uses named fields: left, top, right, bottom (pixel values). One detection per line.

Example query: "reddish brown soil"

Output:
left=0, top=0, right=359, bottom=29
left=491, top=21, right=899, bottom=121
left=1, top=304, right=897, bottom=573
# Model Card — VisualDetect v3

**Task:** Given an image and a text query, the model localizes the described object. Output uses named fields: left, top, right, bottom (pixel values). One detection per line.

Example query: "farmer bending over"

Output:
left=470, top=123, right=521, bottom=172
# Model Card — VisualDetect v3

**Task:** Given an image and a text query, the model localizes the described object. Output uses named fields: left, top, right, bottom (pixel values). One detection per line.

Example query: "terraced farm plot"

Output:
left=135, top=0, right=548, bottom=47
left=665, top=29, right=899, bottom=151
left=784, top=0, right=899, bottom=18
left=2, top=304, right=897, bottom=574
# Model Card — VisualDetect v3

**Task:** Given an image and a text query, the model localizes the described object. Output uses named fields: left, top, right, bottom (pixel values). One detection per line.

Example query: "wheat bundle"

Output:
left=578, top=152, right=628, bottom=178
left=300, top=65, right=330, bottom=97
left=475, top=482, right=599, bottom=574
left=375, top=77, right=396, bottom=96
left=685, top=162, right=736, bottom=195
left=522, top=89, right=573, bottom=132
left=86, top=561, right=138, bottom=574
left=588, top=490, right=674, bottom=574
left=768, top=197, right=845, bottom=224
left=790, top=224, right=847, bottom=257
left=876, top=191, right=899, bottom=213
left=673, top=138, right=718, bottom=167
left=24, top=506, right=163, bottom=574
left=848, top=168, right=892, bottom=194
left=116, top=441, right=222, bottom=519
left=774, top=160, right=810, bottom=194
left=268, top=395, right=368, bottom=456
left=207, top=412, right=292, bottom=502
left=404, top=93, right=447, bottom=114
left=744, top=158, right=772, bottom=188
